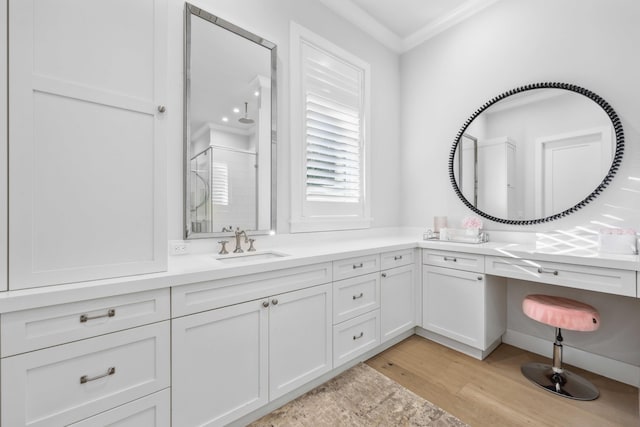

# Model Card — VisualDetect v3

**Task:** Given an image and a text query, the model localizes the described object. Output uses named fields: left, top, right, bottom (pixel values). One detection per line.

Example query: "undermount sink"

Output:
left=215, top=251, right=288, bottom=264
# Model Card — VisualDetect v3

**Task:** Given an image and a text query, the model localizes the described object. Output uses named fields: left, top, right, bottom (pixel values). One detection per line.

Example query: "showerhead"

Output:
left=238, top=101, right=254, bottom=124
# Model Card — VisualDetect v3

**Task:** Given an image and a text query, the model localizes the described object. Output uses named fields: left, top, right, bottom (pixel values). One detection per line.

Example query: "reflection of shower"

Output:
left=190, top=169, right=209, bottom=211
left=238, top=101, right=254, bottom=124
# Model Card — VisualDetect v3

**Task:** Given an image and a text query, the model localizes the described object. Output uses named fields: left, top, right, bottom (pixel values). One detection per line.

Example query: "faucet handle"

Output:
left=218, top=240, right=229, bottom=255
left=248, top=238, right=256, bottom=252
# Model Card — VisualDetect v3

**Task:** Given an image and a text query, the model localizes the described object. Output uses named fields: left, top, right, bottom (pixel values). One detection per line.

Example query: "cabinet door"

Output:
left=423, top=265, right=485, bottom=349
left=269, top=283, right=333, bottom=400
left=8, top=0, right=167, bottom=289
left=381, top=264, right=415, bottom=342
left=172, top=300, right=268, bottom=427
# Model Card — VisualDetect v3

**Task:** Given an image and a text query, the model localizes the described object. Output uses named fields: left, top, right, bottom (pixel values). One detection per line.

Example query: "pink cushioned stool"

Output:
left=521, top=294, right=600, bottom=401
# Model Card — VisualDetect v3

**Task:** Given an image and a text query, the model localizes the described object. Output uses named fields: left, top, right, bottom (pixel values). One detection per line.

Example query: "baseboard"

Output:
left=503, top=329, right=640, bottom=387
left=415, top=327, right=501, bottom=360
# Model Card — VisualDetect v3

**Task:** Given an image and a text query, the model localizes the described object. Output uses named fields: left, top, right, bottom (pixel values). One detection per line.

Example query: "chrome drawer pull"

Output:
left=271, top=298, right=279, bottom=305
left=352, top=293, right=364, bottom=300
left=394, top=255, right=403, bottom=260
left=443, top=256, right=457, bottom=262
left=353, top=332, right=364, bottom=340
left=80, top=309, right=115, bottom=323
left=262, top=301, right=270, bottom=308
left=537, top=267, right=559, bottom=276
left=80, top=367, right=116, bottom=384
left=352, top=263, right=364, bottom=269
left=381, top=273, right=387, bottom=278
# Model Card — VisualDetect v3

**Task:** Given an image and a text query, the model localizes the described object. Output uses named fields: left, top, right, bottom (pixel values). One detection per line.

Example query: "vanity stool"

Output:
left=521, top=294, right=600, bottom=401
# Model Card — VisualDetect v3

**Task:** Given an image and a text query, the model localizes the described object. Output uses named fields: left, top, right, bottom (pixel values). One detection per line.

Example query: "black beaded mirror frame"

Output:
left=448, top=82, right=624, bottom=225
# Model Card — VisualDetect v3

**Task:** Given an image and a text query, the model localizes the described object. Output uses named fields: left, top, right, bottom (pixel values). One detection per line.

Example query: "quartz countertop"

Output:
left=0, top=230, right=637, bottom=313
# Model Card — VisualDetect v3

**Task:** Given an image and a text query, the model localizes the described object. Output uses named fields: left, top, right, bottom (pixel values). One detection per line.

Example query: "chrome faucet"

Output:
left=233, top=228, right=249, bottom=253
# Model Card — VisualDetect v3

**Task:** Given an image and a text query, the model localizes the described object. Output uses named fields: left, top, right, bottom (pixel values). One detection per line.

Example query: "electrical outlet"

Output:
left=169, top=241, right=189, bottom=256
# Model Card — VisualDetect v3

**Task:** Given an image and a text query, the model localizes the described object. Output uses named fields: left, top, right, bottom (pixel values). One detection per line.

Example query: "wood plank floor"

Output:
left=366, top=336, right=639, bottom=427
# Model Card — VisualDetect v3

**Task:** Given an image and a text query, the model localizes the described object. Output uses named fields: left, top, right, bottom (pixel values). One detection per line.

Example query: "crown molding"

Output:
left=319, top=0, right=500, bottom=54
left=318, top=0, right=403, bottom=52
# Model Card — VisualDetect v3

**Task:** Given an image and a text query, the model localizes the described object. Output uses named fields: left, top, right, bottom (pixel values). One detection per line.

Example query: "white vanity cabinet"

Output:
left=0, top=289, right=171, bottom=427
left=8, top=0, right=168, bottom=289
left=172, top=278, right=332, bottom=427
left=380, top=249, right=417, bottom=343
left=332, top=255, right=382, bottom=367
left=422, top=250, right=506, bottom=359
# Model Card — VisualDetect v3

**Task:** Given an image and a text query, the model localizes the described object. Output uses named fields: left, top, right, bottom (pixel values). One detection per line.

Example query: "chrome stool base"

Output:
left=521, top=362, right=599, bottom=401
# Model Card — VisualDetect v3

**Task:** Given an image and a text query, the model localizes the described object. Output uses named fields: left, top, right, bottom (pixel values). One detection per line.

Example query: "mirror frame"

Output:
left=448, top=82, right=624, bottom=225
left=183, top=3, right=277, bottom=239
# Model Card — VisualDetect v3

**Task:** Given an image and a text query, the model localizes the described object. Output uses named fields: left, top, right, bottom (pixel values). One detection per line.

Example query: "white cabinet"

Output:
left=1, top=322, right=170, bottom=427
left=8, top=0, right=168, bottom=289
left=381, top=263, right=416, bottom=342
left=269, top=284, right=333, bottom=399
left=172, top=299, right=268, bottom=427
left=68, top=389, right=170, bottom=427
left=172, top=283, right=332, bottom=427
left=0, top=0, right=7, bottom=291
left=422, top=250, right=505, bottom=358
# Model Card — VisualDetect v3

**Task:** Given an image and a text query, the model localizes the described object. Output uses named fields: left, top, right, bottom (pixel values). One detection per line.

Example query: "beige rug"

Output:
left=249, top=363, right=468, bottom=427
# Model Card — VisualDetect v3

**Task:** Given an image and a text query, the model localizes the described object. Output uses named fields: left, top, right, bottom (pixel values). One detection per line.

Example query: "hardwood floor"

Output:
left=366, top=336, right=639, bottom=427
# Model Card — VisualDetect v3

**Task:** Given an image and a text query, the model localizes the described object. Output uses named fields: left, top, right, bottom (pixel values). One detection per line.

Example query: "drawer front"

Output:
left=333, top=310, right=380, bottom=367
left=423, top=249, right=484, bottom=273
left=333, top=273, right=380, bottom=324
left=1, top=289, right=170, bottom=357
left=333, top=254, right=380, bottom=281
left=68, top=389, right=170, bottom=427
left=1, top=322, right=170, bottom=427
left=381, top=249, right=414, bottom=270
left=485, top=256, right=636, bottom=297
left=172, top=262, right=332, bottom=317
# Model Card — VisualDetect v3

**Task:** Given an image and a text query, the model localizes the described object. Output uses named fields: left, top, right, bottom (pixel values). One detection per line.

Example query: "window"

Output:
left=290, top=22, right=371, bottom=232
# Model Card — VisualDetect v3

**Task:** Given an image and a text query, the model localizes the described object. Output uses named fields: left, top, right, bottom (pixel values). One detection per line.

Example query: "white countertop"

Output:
left=0, top=231, right=637, bottom=313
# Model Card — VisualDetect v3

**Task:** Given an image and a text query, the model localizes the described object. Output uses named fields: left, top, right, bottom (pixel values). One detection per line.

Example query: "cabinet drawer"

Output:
left=381, top=249, right=414, bottom=270
left=333, top=310, right=380, bottom=367
left=1, top=322, right=170, bottom=427
left=423, top=249, right=484, bottom=273
left=1, top=289, right=170, bottom=357
left=68, top=389, right=170, bottom=427
left=485, top=256, right=636, bottom=297
left=333, top=272, right=380, bottom=324
left=172, top=262, right=332, bottom=317
left=333, top=254, right=380, bottom=281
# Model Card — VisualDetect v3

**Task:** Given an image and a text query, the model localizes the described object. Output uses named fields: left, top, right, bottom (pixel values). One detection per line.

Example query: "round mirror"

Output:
left=449, top=82, right=624, bottom=225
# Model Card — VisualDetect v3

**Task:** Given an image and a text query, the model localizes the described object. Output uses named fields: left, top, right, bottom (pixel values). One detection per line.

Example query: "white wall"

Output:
left=167, top=0, right=401, bottom=238
left=401, top=0, right=640, bottom=233
left=400, top=0, right=640, bottom=368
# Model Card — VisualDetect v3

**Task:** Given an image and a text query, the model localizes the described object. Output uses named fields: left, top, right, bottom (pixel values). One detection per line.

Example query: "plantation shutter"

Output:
left=302, top=41, right=363, bottom=204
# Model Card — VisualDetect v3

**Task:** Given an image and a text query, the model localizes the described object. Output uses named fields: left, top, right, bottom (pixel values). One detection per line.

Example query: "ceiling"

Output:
left=318, top=0, right=500, bottom=53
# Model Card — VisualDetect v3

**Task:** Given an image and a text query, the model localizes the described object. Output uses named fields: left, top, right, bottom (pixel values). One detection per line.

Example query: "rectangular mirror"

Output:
left=184, top=3, right=277, bottom=239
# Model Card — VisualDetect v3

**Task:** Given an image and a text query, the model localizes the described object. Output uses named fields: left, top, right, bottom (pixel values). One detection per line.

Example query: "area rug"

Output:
left=249, top=363, right=468, bottom=426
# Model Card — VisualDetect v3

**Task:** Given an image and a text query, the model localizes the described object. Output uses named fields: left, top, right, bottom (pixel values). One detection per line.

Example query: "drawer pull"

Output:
left=80, top=367, right=116, bottom=384
left=443, top=256, right=457, bottom=262
left=381, top=273, right=387, bottom=278
left=352, top=292, right=364, bottom=300
left=352, top=263, right=364, bottom=269
left=353, top=332, right=364, bottom=340
left=537, top=267, right=559, bottom=276
left=394, top=255, right=403, bottom=260
left=477, top=276, right=483, bottom=281
left=271, top=298, right=279, bottom=305
left=80, top=309, right=115, bottom=323
left=262, top=301, right=270, bottom=308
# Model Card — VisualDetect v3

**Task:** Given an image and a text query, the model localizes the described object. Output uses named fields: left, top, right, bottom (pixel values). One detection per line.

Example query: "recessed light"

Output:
left=232, top=107, right=240, bottom=114
left=254, top=90, right=260, bottom=97
left=222, top=116, right=229, bottom=122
